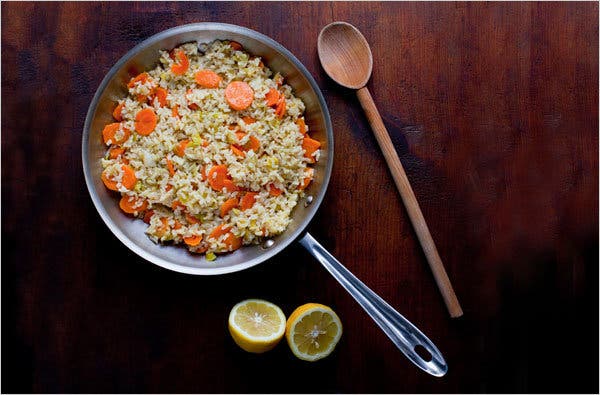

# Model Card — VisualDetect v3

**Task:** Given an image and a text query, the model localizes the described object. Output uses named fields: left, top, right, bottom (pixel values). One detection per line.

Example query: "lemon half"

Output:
left=285, top=303, right=343, bottom=361
left=228, top=299, right=286, bottom=353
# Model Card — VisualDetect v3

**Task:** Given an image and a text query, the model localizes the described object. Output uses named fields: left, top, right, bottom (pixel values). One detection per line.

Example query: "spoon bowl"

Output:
left=317, top=22, right=373, bottom=89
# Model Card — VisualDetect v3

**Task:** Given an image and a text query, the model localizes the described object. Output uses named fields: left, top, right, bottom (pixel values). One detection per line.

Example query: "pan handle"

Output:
left=298, top=232, right=448, bottom=377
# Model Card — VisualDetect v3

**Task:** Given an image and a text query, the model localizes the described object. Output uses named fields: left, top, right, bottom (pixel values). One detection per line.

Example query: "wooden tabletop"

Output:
left=2, top=2, right=598, bottom=393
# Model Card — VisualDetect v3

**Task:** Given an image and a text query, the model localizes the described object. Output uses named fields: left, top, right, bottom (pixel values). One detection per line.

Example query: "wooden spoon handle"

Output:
left=356, top=86, right=463, bottom=318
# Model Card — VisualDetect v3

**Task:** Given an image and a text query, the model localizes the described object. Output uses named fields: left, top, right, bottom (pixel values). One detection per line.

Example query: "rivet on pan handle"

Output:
left=298, top=232, right=448, bottom=377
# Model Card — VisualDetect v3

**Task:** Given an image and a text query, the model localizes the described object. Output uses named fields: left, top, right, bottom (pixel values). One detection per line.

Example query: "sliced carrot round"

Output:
left=172, top=105, right=180, bottom=118
left=265, top=88, right=280, bottom=107
left=101, top=170, right=119, bottom=191
left=121, top=164, right=137, bottom=190
left=134, top=108, right=157, bottom=136
left=156, top=217, right=170, bottom=237
left=230, top=145, right=246, bottom=158
left=207, top=165, right=238, bottom=192
left=127, top=72, right=149, bottom=88
left=240, top=192, right=257, bottom=210
left=222, top=179, right=239, bottom=192
left=302, top=136, right=321, bottom=163
left=119, top=195, right=148, bottom=214
left=102, top=123, right=130, bottom=145
left=166, top=156, right=175, bottom=176
left=171, top=200, right=186, bottom=211
left=195, top=70, right=222, bottom=88
left=275, top=95, right=286, bottom=118
left=209, top=224, right=242, bottom=251
left=235, top=132, right=260, bottom=152
left=174, top=139, right=190, bottom=157
left=296, top=118, right=307, bottom=134
left=220, top=197, right=239, bottom=217
left=170, top=50, right=189, bottom=75
left=225, top=81, right=254, bottom=111
left=223, top=232, right=242, bottom=251
left=113, top=102, right=125, bottom=121
left=229, top=41, right=243, bottom=51
left=268, top=184, right=283, bottom=196
left=143, top=209, right=155, bottom=224
left=102, top=164, right=136, bottom=191
left=153, top=87, right=168, bottom=107
left=185, top=213, right=201, bottom=224
left=298, top=168, right=315, bottom=190
left=241, top=116, right=256, bottom=124
left=184, top=235, right=203, bottom=247
left=109, top=147, right=125, bottom=159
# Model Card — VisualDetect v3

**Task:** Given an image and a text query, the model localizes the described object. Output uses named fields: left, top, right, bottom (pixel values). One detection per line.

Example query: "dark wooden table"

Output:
left=2, top=2, right=598, bottom=393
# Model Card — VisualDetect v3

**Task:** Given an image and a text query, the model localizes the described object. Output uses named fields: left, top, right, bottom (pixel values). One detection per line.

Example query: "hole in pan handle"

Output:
left=298, top=232, right=448, bottom=377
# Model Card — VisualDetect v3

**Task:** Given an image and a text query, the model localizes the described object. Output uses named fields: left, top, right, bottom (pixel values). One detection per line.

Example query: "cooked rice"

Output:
left=100, top=40, right=319, bottom=257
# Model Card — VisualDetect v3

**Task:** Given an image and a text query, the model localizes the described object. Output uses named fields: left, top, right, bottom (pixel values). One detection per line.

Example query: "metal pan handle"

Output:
left=299, top=232, right=448, bottom=377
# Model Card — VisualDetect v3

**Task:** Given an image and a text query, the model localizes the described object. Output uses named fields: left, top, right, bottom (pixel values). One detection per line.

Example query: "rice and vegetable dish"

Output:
left=100, top=40, right=321, bottom=260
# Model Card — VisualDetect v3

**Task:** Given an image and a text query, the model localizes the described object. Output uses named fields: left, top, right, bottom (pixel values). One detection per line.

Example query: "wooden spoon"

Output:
left=318, top=21, right=463, bottom=318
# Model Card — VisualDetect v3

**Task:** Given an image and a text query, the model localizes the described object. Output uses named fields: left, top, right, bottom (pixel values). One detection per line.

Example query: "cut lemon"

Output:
left=285, top=303, right=343, bottom=361
left=228, top=299, right=286, bottom=353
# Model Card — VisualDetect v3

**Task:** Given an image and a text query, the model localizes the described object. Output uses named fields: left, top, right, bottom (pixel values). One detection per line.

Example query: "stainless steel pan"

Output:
left=82, top=23, right=447, bottom=376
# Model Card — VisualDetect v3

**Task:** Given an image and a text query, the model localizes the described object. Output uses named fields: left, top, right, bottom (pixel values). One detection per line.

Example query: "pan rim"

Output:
left=82, top=22, right=333, bottom=275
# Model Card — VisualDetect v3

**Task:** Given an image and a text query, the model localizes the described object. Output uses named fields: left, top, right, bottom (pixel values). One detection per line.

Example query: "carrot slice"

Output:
left=230, top=145, right=246, bottom=158
left=165, top=184, right=173, bottom=192
left=143, top=209, right=154, bottom=224
left=265, top=88, right=280, bottom=107
left=240, top=192, right=257, bottom=210
left=195, top=70, right=222, bottom=88
left=174, top=139, right=190, bottom=157
left=173, top=220, right=183, bottom=230
left=171, top=200, right=186, bottom=211
left=170, top=50, right=189, bottom=75
left=298, top=168, right=315, bottom=190
left=223, top=232, right=242, bottom=251
left=229, top=41, right=243, bottom=50
left=207, top=165, right=238, bottom=192
left=121, top=164, right=137, bottom=190
left=109, top=147, right=125, bottom=159
left=235, top=132, right=260, bottom=152
left=222, top=179, right=239, bottom=192
left=209, top=224, right=242, bottom=251
left=119, top=195, right=148, bottom=214
left=153, top=87, right=168, bottom=107
left=156, top=217, right=170, bottom=237
left=134, top=108, right=157, bottom=136
left=101, top=170, right=119, bottom=191
left=166, top=156, right=175, bottom=176
left=185, top=213, right=200, bottom=224
left=225, top=81, right=254, bottom=111
left=296, top=118, right=307, bottom=134
left=275, top=95, right=286, bottom=118
left=172, top=105, right=180, bottom=118
left=186, top=88, right=199, bottom=110
left=241, top=116, right=256, bottom=124
left=209, top=223, right=231, bottom=239
left=302, top=136, right=321, bottom=163
left=127, top=72, right=149, bottom=88
left=220, top=197, right=239, bottom=217
left=113, top=102, right=125, bottom=121
left=200, top=165, right=208, bottom=182
left=102, top=123, right=130, bottom=145
left=101, top=164, right=136, bottom=191
left=268, top=184, right=283, bottom=196
left=184, top=235, right=203, bottom=246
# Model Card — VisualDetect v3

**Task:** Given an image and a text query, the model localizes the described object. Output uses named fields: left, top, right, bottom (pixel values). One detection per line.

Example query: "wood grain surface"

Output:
left=2, top=2, right=598, bottom=393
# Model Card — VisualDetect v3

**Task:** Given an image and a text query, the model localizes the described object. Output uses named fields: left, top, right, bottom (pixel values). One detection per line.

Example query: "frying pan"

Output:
left=82, top=23, right=447, bottom=377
